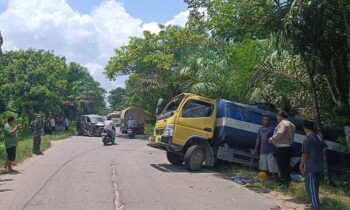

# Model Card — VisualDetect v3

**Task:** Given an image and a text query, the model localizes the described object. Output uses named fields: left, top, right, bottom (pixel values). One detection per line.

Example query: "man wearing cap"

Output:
left=31, top=114, right=44, bottom=155
left=269, top=110, right=295, bottom=188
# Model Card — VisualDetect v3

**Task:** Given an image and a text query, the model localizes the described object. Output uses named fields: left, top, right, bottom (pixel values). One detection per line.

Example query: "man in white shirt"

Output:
left=104, top=116, right=116, bottom=143
left=49, top=117, right=56, bottom=132
left=64, top=118, right=69, bottom=131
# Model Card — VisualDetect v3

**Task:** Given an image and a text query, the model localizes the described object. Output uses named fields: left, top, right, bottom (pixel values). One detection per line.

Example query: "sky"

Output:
left=0, top=0, right=188, bottom=91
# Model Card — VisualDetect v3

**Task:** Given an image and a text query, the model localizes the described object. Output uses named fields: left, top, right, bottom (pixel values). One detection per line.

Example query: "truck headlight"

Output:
left=162, top=124, right=175, bottom=137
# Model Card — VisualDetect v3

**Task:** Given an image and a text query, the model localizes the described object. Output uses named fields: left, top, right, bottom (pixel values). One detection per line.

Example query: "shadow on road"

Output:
left=150, top=164, right=217, bottom=174
left=0, top=189, right=12, bottom=193
left=116, top=134, right=150, bottom=141
left=0, top=179, right=13, bottom=182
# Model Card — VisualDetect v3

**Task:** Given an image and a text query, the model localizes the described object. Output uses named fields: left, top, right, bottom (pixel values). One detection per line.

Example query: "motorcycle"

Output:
left=127, top=128, right=135, bottom=139
left=101, top=129, right=115, bottom=145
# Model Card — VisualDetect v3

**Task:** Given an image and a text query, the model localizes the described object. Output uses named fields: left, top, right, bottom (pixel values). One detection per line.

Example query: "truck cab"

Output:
left=148, top=93, right=217, bottom=171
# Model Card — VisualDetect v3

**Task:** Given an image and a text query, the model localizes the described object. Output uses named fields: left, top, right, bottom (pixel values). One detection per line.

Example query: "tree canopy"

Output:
left=105, top=0, right=350, bottom=127
left=0, top=49, right=106, bottom=120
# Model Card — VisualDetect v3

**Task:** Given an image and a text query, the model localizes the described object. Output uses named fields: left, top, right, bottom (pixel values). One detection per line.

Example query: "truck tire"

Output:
left=167, top=152, right=183, bottom=165
left=184, top=145, right=205, bottom=171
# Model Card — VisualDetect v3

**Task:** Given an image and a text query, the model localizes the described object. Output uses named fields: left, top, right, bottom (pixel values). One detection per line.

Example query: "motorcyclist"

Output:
left=127, top=116, right=135, bottom=132
left=104, top=116, right=116, bottom=143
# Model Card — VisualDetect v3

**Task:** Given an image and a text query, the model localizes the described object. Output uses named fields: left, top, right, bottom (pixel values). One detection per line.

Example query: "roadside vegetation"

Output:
left=0, top=128, right=74, bottom=172
left=144, top=124, right=155, bottom=135
left=104, top=2, right=350, bottom=207
left=0, top=49, right=106, bottom=162
left=106, top=0, right=350, bottom=129
left=220, top=164, right=350, bottom=210
left=0, top=50, right=107, bottom=143
left=0, top=0, right=349, bottom=207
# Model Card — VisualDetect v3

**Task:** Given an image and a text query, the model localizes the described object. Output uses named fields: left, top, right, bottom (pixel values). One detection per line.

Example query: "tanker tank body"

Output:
left=213, top=99, right=276, bottom=149
left=212, top=99, right=309, bottom=154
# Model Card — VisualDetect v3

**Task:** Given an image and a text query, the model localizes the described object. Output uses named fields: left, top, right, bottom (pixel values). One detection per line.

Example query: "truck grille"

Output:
left=161, top=136, right=172, bottom=144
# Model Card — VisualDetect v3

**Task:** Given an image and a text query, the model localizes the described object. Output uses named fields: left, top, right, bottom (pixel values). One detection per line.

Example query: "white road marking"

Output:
left=112, top=162, right=124, bottom=210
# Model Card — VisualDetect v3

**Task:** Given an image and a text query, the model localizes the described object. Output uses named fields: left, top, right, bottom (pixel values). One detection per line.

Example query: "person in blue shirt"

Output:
left=300, top=121, right=327, bottom=210
left=255, top=115, right=279, bottom=179
left=128, top=116, right=135, bottom=129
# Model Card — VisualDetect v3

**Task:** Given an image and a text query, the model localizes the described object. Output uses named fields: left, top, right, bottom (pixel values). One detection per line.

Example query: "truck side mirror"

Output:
left=155, top=98, right=164, bottom=116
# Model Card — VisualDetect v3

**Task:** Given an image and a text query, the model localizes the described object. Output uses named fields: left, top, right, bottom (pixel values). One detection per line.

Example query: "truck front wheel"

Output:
left=167, top=152, right=184, bottom=165
left=184, top=145, right=205, bottom=171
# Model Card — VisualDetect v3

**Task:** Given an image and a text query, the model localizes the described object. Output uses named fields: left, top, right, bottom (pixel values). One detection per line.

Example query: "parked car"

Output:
left=76, top=114, right=105, bottom=137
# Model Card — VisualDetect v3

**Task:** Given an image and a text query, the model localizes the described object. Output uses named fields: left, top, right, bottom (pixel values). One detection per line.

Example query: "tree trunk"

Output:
left=344, top=126, right=350, bottom=152
left=342, top=4, right=350, bottom=111
left=325, top=78, right=343, bottom=107
left=307, top=61, right=323, bottom=131
left=308, top=59, right=330, bottom=183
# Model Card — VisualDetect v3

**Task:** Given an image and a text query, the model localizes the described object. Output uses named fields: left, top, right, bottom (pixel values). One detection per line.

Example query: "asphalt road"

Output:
left=0, top=135, right=295, bottom=210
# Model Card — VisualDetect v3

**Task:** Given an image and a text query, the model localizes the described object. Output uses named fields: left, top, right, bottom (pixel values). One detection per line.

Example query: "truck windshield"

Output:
left=156, top=95, right=185, bottom=120
left=90, top=116, right=104, bottom=123
left=162, top=95, right=185, bottom=114
left=108, top=113, right=120, bottom=118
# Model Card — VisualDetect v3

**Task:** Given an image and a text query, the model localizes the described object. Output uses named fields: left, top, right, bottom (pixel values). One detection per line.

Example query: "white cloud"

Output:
left=0, top=0, right=189, bottom=91
left=165, top=10, right=189, bottom=27
left=142, top=10, right=190, bottom=34
left=142, top=22, right=162, bottom=34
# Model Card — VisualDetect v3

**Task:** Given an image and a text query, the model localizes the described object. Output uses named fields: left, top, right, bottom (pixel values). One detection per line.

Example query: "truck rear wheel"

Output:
left=184, top=145, right=205, bottom=171
left=167, top=152, right=183, bottom=165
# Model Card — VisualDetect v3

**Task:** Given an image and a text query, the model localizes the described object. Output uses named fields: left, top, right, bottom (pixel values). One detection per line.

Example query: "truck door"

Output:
left=173, top=99, right=216, bottom=146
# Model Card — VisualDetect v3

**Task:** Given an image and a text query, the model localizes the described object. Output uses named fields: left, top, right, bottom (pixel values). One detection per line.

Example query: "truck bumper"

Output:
left=147, top=142, right=182, bottom=152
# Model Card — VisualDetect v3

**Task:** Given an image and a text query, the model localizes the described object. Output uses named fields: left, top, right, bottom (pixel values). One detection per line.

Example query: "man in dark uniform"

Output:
left=300, top=121, right=327, bottom=210
left=31, top=114, right=44, bottom=155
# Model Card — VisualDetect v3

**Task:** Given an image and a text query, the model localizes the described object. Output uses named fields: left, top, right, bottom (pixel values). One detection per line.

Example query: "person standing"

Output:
left=128, top=116, right=135, bottom=130
left=3, top=116, right=22, bottom=173
left=31, top=114, right=44, bottom=155
left=44, top=118, right=52, bottom=134
left=269, top=110, right=295, bottom=188
left=49, top=116, right=56, bottom=133
left=64, top=117, right=69, bottom=131
left=299, top=121, right=327, bottom=210
left=255, top=116, right=279, bottom=179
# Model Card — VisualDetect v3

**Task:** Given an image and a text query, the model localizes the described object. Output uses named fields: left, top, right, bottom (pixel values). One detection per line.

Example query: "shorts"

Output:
left=6, top=146, right=16, bottom=161
left=259, top=153, right=279, bottom=173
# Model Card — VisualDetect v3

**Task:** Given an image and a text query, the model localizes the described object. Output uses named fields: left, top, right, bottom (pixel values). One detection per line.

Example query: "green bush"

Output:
left=0, top=130, right=73, bottom=169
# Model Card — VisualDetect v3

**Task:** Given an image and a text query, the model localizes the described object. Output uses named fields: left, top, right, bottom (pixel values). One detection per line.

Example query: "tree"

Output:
left=284, top=0, right=350, bottom=124
left=66, top=62, right=106, bottom=116
left=108, top=87, right=126, bottom=111
left=0, top=49, right=69, bottom=116
left=185, top=0, right=293, bottom=42
left=105, top=26, right=208, bottom=115
left=0, top=50, right=106, bottom=119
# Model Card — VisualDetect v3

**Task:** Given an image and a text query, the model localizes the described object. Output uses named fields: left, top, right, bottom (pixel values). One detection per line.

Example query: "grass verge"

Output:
left=144, top=123, right=154, bottom=135
left=0, top=129, right=74, bottom=170
left=219, top=164, right=350, bottom=210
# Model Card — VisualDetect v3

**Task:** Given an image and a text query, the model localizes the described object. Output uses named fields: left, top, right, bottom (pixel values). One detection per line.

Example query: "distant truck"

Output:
left=120, top=107, right=145, bottom=134
left=148, top=93, right=344, bottom=171
left=107, top=111, right=121, bottom=127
